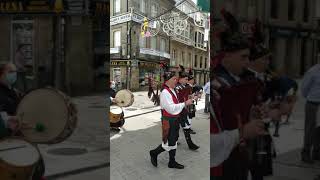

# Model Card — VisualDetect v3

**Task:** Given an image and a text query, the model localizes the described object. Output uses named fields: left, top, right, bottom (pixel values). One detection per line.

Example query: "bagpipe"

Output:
left=147, top=76, right=160, bottom=106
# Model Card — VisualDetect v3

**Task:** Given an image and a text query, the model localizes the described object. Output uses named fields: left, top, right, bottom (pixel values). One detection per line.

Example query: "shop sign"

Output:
left=270, top=28, right=295, bottom=37
left=139, top=62, right=158, bottom=69
left=110, top=12, right=144, bottom=26
left=111, top=61, right=130, bottom=66
left=270, top=27, right=311, bottom=38
left=91, top=1, right=109, bottom=15
left=0, top=0, right=67, bottom=13
left=140, top=48, right=170, bottom=59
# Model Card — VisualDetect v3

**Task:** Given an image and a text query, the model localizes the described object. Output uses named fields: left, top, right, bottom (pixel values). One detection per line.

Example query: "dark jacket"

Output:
left=0, top=83, right=20, bottom=115
left=0, top=83, right=21, bottom=137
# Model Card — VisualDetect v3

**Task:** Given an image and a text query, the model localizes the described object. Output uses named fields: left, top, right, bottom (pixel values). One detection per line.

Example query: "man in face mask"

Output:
left=0, top=62, right=46, bottom=180
left=0, top=62, right=19, bottom=116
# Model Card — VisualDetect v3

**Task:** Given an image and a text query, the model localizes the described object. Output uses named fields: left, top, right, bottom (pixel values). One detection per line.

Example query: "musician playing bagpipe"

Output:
left=241, top=22, right=276, bottom=179
left=210, top=9, right=277, bottom=180
left=175, top=65, right=199, bottom=150
left=149, top=63, right=194, bottom=169
left=186, top=71, right=200, bottom=134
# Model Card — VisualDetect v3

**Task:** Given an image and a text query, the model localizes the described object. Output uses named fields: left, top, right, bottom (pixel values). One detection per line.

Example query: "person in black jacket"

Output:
left=0, top=61, right=45, bottom=180
left=0, top=62, right=21, bottom=116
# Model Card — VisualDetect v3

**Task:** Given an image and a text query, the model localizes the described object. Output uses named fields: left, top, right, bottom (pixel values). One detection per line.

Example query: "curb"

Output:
left=46, top=162, right=110, bottom=179
left=124, top=108, right=161, bottom=119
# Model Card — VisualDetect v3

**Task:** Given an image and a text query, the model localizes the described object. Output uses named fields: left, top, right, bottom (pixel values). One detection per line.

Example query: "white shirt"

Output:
left=203, top=81, right=210, bottom=95
left=211, top=129, right=240, bottom=167
left=160, top=88, right=185, bottom=115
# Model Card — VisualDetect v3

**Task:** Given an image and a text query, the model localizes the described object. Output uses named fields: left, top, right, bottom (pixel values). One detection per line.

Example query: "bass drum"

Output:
left=115, top=90, right=134, bottom=107
left=16, top=88, right=78, bottom=144
left=0, top=138, right=40, bottom=180
left=110, top=106, right=125, bottom=128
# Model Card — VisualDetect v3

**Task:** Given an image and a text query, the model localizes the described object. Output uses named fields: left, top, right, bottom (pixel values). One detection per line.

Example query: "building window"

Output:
left=303, top=0, right=309, bottom=22
left=151, top=4, right=157, bottom=17
left=181, top=51, right=185, bottom=66
left=114, top=31, right=121, bottom=47
left=288, top=0, right=295, bottom=21
left=200, top=56, right=203, bottom=68
left=140, top=0, right=146, bottom=13
left=114, top=0, right=120, bottom=14
left=160, top=38, right=166, bottom=52
left=204, top=57, right=207, bottom=69
left=194, top=55, right=197, bottom=67
left=300, top=38, right=307, bottom=75
left=188, top=53, right=191, bottom=68
left=194, top=32, right=197, bottom=46
left=151, top=37, right=157, bottom=49
left=248, top=0, right=257, bottom=19
left=139, top=37, right=146, bottom=48
left=271, top=0, right=278, bottom=19
left=171, top=49, right=177, bottom=66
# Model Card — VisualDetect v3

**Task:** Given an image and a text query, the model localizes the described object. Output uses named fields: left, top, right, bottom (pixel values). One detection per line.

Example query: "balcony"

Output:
left=139, top=48, right=170, bottom=59
left=171, top=36, right=193, bottom=46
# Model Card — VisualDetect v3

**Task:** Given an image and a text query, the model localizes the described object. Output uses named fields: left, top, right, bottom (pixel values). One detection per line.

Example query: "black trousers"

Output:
left=303, top=101, right=319, bottom=153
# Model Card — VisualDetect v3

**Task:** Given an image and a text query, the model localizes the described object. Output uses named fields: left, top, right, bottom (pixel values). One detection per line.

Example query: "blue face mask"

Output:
left=5, top=72, right=17, bottom=85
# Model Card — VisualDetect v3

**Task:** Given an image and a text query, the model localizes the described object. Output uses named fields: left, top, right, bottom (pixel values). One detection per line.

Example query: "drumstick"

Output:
left=0, top=145, right=27, bottom=152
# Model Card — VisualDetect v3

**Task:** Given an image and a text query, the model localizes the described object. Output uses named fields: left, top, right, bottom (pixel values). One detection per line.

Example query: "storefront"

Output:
left=110, top=60, right=131, bottom=90
left=138, top=61, right=160, bottom=90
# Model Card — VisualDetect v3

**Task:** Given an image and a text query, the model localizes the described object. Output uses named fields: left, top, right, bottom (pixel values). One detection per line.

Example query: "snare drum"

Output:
left=110, top=106, right=125, bottom=127
left=0, top=138, right=40, bottom=180
left=16, top=88, right=78, bottom=144
left=115, top=90, right=134, bottom=107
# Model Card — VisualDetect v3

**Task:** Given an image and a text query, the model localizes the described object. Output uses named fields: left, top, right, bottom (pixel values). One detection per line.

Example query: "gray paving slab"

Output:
left=110, top=97, right=210, bottom=180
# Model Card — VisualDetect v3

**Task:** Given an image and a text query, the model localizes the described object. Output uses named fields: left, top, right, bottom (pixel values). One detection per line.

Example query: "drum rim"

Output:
left=16, top=88, right=77, bottom=144
left=0, top=137, right=40, bottom=168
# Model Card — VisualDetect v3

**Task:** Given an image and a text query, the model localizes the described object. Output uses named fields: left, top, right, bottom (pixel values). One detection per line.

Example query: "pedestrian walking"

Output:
left=203, top=81, right=210, bottom=113
left=301, top=63, right=320, bottom=163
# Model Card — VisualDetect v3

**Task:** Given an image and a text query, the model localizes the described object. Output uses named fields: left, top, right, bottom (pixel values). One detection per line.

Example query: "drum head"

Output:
left=115, top=90, right=134, bottom=107
left=16, top=88, right=70, bottom=144
left=109, top=106, right=123, bottom=123
left=0, top=138, right=39, bottom=167
left=110, top=106, right=123, bottom=114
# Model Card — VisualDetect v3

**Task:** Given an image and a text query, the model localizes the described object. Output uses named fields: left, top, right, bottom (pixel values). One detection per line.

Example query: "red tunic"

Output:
left=211, top=80, right=262, bottom=177
left=161, top=86, right=179, bottom=118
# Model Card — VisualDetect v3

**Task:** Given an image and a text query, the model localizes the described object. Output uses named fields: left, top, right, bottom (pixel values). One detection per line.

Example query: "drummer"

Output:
left=0, top=112, right=19, bottom=137
left=0, top=61, right=46, bottom=180
left=0, top=61, right=21, bottom=116
left=108, top=81, right=122, bottom=132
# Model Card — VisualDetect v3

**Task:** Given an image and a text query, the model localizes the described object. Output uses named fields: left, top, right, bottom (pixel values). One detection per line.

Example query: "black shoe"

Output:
left=150, top=150, right=158, bottom=167
left=188, top=142, right=200, bottom=150
left=111, top=127, right=121, bottom=132
left=273, top=133, right=279, bottom=137
left=301, top=151, right=314, bottom=164
left=168, top=161, right=184, bottom=169
left=189, top=129, right=196, bottom=134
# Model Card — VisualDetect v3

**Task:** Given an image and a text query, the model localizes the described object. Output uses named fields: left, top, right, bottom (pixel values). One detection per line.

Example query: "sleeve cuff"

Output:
left=0, top=111, right=9, bottom=128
